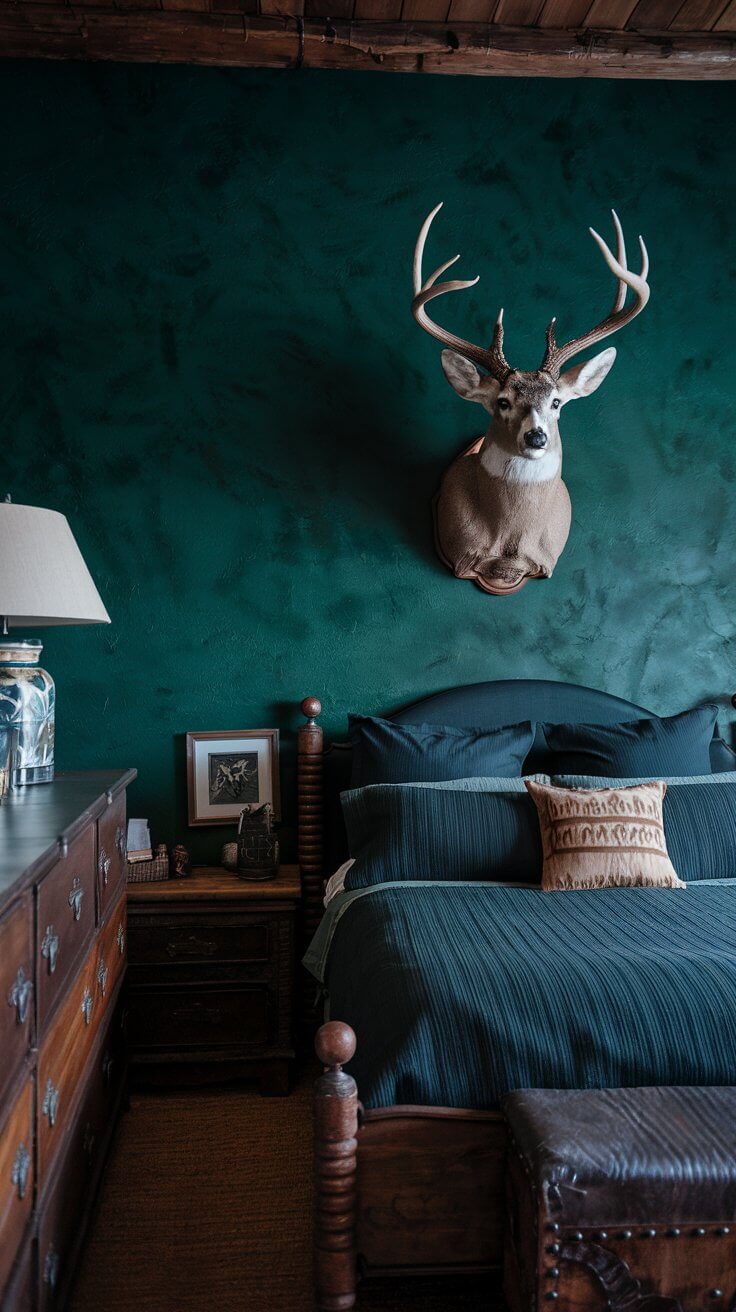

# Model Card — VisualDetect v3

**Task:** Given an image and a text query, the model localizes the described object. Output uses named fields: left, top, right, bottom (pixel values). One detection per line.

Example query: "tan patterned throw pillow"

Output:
left=524, top=779, right=685, bottom=892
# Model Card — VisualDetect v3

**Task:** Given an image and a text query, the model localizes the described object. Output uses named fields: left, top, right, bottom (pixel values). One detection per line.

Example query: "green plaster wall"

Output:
left=2, top=62, right=735, bottom=857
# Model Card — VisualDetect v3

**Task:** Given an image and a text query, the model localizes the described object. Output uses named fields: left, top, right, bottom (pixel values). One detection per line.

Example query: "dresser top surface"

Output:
left=0, top=769, right=136, bottom=905
left=126, top=863, right=301, bottom=902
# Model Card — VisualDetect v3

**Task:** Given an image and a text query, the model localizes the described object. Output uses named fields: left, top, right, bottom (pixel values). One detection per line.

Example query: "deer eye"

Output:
left=497, top=398, right=511, bottom=412
left=551, top=398, right=561, bottom=410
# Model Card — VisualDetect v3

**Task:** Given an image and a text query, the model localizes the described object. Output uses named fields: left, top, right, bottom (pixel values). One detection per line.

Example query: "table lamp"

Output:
left=0, top=498, right=110, bottom=785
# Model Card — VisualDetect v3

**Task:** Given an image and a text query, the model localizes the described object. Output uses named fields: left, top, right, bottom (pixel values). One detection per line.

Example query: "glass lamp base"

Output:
left=0, top=640, right=56, bottom=788
left=14, top=762, right=54, bottom=786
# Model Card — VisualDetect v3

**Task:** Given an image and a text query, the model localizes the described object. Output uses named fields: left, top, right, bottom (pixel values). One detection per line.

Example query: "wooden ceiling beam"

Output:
left=0, top=7, right=732, bottom=74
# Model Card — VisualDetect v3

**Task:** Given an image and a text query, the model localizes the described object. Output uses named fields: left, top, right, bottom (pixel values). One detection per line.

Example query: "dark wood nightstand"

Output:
left=126, top=865, right=301, bottom=1095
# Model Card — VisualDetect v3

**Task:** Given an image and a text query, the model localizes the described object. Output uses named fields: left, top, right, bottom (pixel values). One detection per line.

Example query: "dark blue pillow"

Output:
left=663, top=782, right=736, bottom=881
left=348, top=714, right=535, bottom=788
left=543, top=705, right=718, bottom=779
left=342, top=783, right=542, bottom=888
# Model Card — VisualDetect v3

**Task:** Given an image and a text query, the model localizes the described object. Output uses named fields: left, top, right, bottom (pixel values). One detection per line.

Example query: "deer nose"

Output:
left=524, top=428, right=548, bottom=450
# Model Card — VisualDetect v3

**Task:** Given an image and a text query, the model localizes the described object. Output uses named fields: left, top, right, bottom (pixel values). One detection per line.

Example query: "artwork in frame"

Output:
left=186, top=729, right=281, bottom=826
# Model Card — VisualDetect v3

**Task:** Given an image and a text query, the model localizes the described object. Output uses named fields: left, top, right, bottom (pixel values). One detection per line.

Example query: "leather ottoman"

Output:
left=502, top=1086, right=736, bottom=1311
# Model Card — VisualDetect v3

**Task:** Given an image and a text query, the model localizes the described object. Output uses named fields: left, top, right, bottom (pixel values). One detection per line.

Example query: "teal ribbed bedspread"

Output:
left=304, top=881, right=736, bottom=1110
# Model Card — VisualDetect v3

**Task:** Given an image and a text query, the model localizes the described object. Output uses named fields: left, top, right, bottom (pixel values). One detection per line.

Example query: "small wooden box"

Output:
left=126, top=865, right=301, bottom=1095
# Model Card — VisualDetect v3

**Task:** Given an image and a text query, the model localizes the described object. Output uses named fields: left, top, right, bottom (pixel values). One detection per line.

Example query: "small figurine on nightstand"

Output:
left=171, top=843, right=191, bottom=878
left=221, top=841, right=238, bottom=872
left=237, top=803, right=279, bottom=881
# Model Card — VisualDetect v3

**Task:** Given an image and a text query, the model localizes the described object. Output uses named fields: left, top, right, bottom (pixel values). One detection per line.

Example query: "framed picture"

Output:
left=186, top=729, right=280, bottom=826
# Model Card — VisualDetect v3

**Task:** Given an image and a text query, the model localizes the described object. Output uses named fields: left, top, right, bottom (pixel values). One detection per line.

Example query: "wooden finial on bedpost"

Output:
left=314, top=1022, right=359, bottom=1311
left=298, top=697, right=325, bottom=1045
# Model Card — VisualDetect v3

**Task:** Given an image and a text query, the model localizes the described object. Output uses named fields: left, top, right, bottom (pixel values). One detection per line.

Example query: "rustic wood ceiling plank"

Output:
left=0, top=7, right=733, bottom=71
left=537, top=0, right=592, bottom=25
left=401, top=0, right=451, bottom=20
left=669, top=0, right=729, bottom=26
left=209, top=0, right=260, bottom=12
left=627, top=0, right=685, bottom=26
left=713, top=0, right=736, bottom=26
left=354, top=0, right=403, bottom=18
left=161, top=0, right=212, bottom=12
left=493, top=0, right=546, bottom=23
left=584, top=0, right=640, bottom=27
left=304, top=0, right=353, bottom=16
left=446, top=0, right=497, bottom=19
left=259, top=0, right=305, bottom=17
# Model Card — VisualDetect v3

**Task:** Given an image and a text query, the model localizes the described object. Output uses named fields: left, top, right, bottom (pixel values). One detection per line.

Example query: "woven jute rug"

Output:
left=71, top=1074, right=504, bottom=1312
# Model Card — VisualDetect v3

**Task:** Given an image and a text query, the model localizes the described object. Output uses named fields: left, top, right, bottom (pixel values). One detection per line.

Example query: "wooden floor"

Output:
left=70, top=1071, right=505, bottom=1311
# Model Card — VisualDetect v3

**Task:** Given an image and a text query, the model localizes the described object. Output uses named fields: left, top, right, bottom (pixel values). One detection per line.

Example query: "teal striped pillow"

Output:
left=342, top=782, right=542, bottom=888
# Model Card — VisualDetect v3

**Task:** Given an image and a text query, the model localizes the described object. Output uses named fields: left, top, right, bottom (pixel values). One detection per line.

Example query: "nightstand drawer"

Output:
left=37, top=824, right=96, bottom=1032
left=127, top=983, right=271, bottom=1052
left=129, top=917, right=270, bottom=968
left=126, top=865, right=299, bottom=1090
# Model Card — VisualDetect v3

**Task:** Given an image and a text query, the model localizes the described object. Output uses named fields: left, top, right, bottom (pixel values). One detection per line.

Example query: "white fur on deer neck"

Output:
left=480, top=441, right=561, bottom=484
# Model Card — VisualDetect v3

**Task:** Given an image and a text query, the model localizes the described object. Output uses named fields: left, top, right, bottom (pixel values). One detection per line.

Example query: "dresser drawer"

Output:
left=97, top=790, right=127, bottom=920
left=37, top=823, right=96, bottom=1032
left=128, top=983, right=270, bottom=1052
left=37, top=892, right=127, bottom=1190
left=0, top=894, right=33, bottom=1104
left=0, top=1073, right=34, bottom=1296
left=37, top=995, right=127, bottom=1312
left=1, top=1226, right=32, bottom=1312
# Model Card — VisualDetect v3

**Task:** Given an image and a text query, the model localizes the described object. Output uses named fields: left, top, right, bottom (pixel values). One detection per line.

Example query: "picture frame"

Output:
left=186, top=729, right=281, bottom=827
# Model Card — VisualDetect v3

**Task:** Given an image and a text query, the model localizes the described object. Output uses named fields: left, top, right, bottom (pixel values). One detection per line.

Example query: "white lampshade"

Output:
left=0, top=501, right=110, bottom=626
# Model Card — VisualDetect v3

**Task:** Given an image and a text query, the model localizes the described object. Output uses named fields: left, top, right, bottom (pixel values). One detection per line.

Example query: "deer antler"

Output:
left=540, top=210, right=650, bottom=378
left=412, top=203, right=511, bottom=383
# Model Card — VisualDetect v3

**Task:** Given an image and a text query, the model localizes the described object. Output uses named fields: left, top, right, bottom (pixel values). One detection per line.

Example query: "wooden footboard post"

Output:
left=314, top=1021, right=359, bottom=1312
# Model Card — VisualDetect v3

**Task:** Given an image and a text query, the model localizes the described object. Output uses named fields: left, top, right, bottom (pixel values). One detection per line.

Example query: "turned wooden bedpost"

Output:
left=314, top=1021, right=359, bottom=1312
left=299, top=696, right=324, bottom=1041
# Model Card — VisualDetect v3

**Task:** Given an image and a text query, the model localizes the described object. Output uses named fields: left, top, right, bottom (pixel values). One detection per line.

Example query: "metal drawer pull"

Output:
left=102, top=1050, right=115, bottom=1084
left=44, top=1245, right=60, bottom=1289
left=81, top=986, right=93, bottom=1025
left=42, top=1078, right=59, bottom=1128
left=68, top=877, right=84, bottom=921
left=11, top=1142, right=30, bottom=1200
left=97, top=957, right=108, bottom=998
left=117, top=922, right=125, bottom=956
left=115, top=824, right=126, bottom=859
left=99, top=847, right=111, bottom=886
left=7, top=966, right=31, bottom=1025
left=41, top=926, right=59, bottom=975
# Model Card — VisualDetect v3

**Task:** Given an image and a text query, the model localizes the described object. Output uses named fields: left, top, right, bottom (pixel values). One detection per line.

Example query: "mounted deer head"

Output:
left=412, top=204, right=650, bottom=595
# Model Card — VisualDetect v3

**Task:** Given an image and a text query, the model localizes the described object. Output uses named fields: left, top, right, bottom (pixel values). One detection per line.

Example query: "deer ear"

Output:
left=558, top=347, right=617, bottom=404
left=441, top=350, right=498, bottom=405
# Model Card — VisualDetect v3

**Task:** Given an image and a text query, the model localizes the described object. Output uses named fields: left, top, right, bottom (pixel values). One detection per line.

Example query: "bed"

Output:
left=297, top=680, right=736, bottom=1310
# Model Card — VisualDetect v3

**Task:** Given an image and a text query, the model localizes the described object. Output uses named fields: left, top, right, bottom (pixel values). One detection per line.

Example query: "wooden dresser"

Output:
left=0, top=769, right=135, bottom=1312
left=127, top=865, right=300, bottom=1094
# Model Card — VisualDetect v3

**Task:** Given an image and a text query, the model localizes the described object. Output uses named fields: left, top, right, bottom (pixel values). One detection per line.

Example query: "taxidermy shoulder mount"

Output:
left=412, top=204, right=650, bottom=595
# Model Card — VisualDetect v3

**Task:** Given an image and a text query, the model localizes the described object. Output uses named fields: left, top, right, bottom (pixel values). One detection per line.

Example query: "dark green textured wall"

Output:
left=2, top=62, right=735, bottom=856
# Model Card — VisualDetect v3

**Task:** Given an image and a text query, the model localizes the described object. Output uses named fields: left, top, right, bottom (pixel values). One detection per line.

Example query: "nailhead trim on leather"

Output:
left=535, top=1220, right=733, bottom=1306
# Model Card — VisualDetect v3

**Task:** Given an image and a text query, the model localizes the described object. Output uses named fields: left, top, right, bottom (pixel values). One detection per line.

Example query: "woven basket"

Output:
left=126, top=853, right=170, bottom=883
